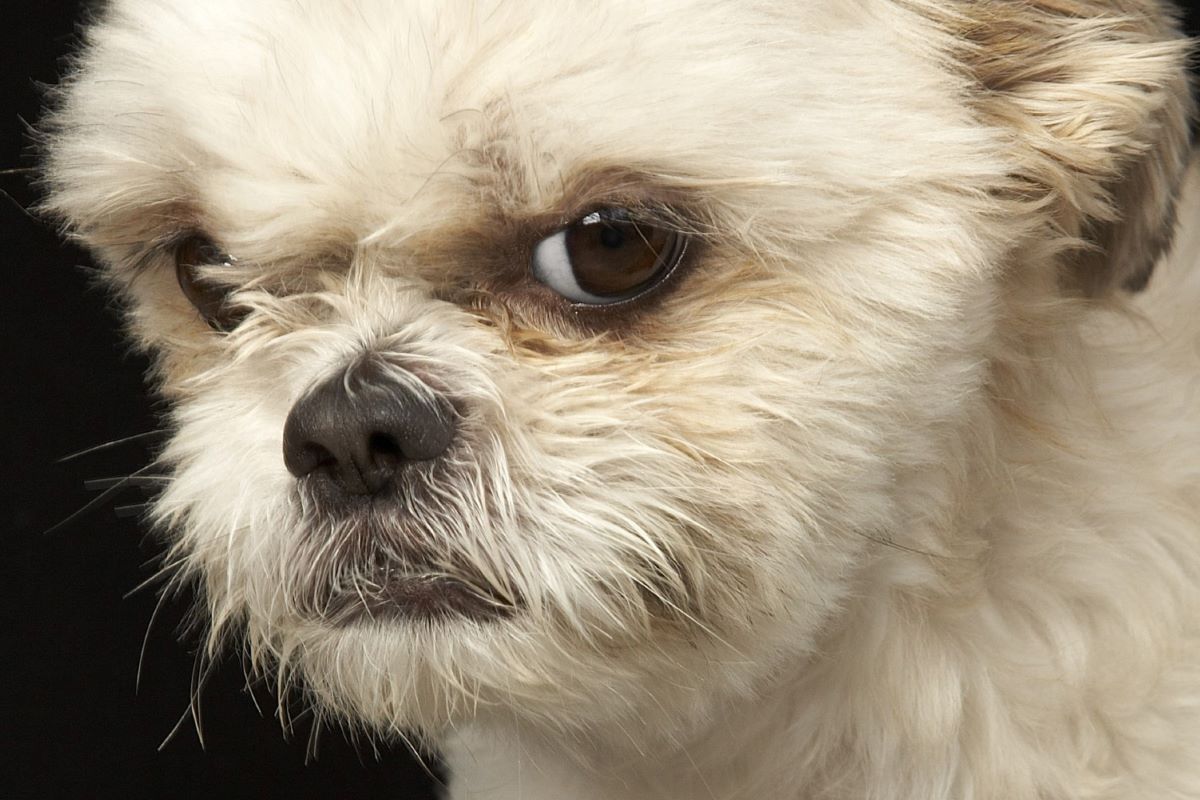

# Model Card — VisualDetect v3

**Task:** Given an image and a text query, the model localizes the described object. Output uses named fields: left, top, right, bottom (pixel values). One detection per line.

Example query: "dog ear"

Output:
left=940, top=0, right=1194, bottom=295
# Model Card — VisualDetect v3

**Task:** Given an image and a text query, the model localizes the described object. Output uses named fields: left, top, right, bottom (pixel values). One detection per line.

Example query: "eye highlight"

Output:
left=530, top=208, right=687, bottom=306
left=174, top=235, right=245, bottom=331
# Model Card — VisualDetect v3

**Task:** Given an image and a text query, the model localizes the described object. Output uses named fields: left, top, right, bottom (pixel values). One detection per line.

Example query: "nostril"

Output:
left=283, top=437, right=338, bottom=480
left=304, top=442, right=337, bottom=469
left=367, top=432, right=402, bottom=466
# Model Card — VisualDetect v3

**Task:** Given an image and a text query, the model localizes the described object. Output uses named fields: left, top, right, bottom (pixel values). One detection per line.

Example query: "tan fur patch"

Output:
left=906, top=0, right=1194, bottom=295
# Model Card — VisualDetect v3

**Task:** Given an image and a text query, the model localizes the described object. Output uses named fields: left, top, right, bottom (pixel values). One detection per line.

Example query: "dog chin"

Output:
left=282, top=455, right=519, bottom=627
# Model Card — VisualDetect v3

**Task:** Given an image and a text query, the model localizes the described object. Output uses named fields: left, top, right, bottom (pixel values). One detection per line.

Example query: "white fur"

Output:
left=42, top=1, right=1198, bottom=798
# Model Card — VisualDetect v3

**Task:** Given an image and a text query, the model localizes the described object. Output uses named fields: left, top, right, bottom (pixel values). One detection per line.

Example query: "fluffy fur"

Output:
left=42, top=1, right=1199, bottom=797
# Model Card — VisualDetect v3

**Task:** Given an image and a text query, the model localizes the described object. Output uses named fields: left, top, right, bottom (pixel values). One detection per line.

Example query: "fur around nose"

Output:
left=282, top=360, right=455, bottom=496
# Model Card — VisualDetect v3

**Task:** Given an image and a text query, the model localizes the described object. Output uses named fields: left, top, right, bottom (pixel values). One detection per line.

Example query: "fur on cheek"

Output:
left=146, top=273, right=899, bottom=739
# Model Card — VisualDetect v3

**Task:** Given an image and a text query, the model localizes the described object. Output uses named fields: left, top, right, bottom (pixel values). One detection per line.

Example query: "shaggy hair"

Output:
left=42, top=1, right=1198, bottom=798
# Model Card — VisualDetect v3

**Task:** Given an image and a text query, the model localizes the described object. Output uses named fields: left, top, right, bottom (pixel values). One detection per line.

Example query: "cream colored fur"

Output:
left=41, top=1, right=1198, bottom=798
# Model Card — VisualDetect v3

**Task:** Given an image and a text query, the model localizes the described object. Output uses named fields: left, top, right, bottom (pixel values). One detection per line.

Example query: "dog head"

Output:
left=43, top=0, right=1192, bottom=749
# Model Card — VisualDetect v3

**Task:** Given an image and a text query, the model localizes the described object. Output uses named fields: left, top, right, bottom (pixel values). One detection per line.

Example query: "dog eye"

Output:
left=530, top=208, right=686, bottom=305
left=174, top=235, right=246, bottom=331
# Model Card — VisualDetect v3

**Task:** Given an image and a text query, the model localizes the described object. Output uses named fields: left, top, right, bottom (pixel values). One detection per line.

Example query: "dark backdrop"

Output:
left=4, top=3, right=1198, bottom=799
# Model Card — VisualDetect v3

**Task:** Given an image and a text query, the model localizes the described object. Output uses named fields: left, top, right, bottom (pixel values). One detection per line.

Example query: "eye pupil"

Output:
left=598, top=226, right=625, bottom=249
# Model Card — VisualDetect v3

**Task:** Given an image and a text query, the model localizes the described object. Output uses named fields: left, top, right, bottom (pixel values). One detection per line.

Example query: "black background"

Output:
left=3, top=2, right=1198, bottom=799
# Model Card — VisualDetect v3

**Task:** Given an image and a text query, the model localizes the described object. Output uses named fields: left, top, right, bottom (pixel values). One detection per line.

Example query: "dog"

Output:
left=42, top=1, right=1199, bottom=797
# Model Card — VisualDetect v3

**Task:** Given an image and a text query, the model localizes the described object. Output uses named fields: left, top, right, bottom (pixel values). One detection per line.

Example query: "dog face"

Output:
left=44, top=0, right=1191, bottom=748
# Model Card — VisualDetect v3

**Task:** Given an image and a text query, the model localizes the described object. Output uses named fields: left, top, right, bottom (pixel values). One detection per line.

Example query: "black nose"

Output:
left=282, top=360, right=455, bottom=496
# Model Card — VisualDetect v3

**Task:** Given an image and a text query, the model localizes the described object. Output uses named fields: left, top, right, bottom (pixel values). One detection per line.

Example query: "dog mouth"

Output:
left=332, top=572, right=511, bottom=624
left=289, top=477, right=517, bottom=625
left=313, top=564, right=513, bottom=625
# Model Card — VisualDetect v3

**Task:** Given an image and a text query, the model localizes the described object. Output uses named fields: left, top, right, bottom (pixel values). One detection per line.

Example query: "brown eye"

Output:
left=530, top=208, right=686, bottom=305
left=174, top=235, right=245, bottom=331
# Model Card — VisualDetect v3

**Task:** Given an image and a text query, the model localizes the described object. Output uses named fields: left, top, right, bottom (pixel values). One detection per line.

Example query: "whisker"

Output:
left=58, top=429, right=167, bottom=463
left=159, top=706, right=194, bottom=752
left=189, top=649, right=216, bottom=749
left=44, top=462, right=162, bottom=535
left=134, top=554, right=199, bottom=694
left=114, top=502, right=153, bottom=519
left=83, top=476, right=167, bottom=491
left=156, top=647, right=216, bottom=751
left=137, top=582, right=174, bottom=694
left=125, top=554, right=189, bottom=601
left=0, top=186, right=40, bottom=224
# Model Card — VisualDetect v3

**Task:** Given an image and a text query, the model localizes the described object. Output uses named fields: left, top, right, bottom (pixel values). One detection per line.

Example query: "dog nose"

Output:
left=282, top=360, right=455, bottom=496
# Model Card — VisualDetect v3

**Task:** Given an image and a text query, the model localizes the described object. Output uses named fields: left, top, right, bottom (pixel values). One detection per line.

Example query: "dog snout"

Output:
left=282, top=360, right=455, bottom=496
